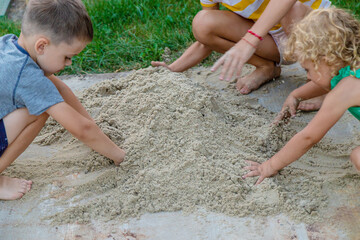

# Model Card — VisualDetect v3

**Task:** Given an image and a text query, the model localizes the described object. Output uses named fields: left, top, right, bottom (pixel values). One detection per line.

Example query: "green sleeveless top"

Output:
left=330, top=66, right=360, bottom=120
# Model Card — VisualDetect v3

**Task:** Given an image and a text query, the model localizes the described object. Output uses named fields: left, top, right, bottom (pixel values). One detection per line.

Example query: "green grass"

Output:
left=333, top=0, right=360, bottom=16
left=0, top=0, right=358, bottom=75
left=72, top=0, right=201, bottom=74
left=0, top=17, right=20, bottom=36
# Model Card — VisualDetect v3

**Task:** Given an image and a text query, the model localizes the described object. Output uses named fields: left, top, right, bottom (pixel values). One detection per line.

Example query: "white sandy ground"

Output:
left=0, top=64, right=359, bottom=240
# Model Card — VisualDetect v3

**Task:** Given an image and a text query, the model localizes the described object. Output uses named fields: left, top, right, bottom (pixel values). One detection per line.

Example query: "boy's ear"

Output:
left=34, top=37, right=50, bottom=55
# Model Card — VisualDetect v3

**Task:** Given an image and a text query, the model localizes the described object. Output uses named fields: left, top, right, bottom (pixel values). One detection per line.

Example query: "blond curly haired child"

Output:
left=242, top=7, right=360, bottom=184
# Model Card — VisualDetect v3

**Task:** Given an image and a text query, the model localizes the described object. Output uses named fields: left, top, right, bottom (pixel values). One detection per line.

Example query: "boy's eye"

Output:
left=65, top=57, right=71, bottom=60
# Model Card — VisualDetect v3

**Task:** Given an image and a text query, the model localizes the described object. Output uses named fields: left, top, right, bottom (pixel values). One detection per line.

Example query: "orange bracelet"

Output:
left=241, top=37, right=257, bottom=49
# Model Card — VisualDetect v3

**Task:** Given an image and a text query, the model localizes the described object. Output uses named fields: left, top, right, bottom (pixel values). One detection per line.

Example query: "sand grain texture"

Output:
left=5, top=66, right=358, bottom=225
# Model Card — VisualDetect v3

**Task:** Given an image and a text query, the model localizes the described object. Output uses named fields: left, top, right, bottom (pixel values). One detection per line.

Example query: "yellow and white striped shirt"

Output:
left=200, top=0, right=332, bottom=32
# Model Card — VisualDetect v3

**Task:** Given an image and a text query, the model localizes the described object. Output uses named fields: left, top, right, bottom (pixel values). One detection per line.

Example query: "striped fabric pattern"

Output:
left=200, top=0, right=331, bottom=32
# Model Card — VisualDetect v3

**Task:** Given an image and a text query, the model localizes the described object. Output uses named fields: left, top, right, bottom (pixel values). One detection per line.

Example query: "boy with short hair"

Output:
left=0, top=0, right=125, bottom=200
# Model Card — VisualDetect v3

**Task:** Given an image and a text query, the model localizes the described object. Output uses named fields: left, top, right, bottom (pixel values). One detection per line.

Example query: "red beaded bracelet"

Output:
left=247, top=30, right=263, bottom=41
left=241, top=37, right=257, bottom=49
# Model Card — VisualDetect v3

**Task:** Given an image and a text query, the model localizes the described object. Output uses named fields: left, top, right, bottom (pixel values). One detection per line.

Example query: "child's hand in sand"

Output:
left=151, top=61, right=171, bottom=71
left=273, top=94, right=300, bottom=125
left=114, top=149, right=126, bottom=165
left=211, top=39, right=257, bottom=82
left=242, top=160, right=278, bottom=185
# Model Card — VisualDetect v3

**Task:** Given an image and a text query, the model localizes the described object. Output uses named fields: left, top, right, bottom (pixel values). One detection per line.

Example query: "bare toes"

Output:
left=0, top=176, right=32, bottom=200
left=239, top=86, right=251, bottom=94
left=235, top=65, right=280, bottom=95
left=236, top=80, right=253, bottom=94
left=26, top=181, right=32, bottom=192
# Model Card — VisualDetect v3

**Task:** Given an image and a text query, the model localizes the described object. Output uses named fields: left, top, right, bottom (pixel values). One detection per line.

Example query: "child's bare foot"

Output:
left=298, top=95, right=326, bottom=111
left=236, top=63, right=281, bottom=94
left=0, top=176, right=32, bottom=200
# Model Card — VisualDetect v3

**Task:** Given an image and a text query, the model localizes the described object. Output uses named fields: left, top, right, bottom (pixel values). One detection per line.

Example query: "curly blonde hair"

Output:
left=285, top=7, right=360, bottom=75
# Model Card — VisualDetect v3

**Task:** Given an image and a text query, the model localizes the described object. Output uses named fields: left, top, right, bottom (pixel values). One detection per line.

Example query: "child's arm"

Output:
left=243, top=77, right=357, bottom=184
left=46, top=102, right=125, bottom=165
left=0, top=75, right=92, bottom=172
left=274, top=81, right=328, bottom=123
left=288, top=81, right=329, bottom=103
left=151, top=42, right=213, bottom=72
left=48, top=75, right=92, bottom=120
left=212, top=0, right=297, bottom=81
left=151, top=5, right=219, bottom=72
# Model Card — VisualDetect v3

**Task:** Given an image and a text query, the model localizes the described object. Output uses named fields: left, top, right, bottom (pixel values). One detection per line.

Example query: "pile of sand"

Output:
left=9, top=66, right=358, bottom=224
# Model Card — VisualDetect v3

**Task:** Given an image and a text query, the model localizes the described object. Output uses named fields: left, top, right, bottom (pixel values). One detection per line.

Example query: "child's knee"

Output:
left=280, top=2, right=311, bottom=33
left=350, top=147, right=360, bottom=171
left=192, top=10, right=215, bottom=42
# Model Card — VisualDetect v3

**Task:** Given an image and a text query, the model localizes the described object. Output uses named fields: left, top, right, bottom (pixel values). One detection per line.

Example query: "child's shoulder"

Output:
left=331, top=66, right=360, bottom=90
left=0, top=34, right=25, bottom=61
left=0, top=34, right=17, bottom=47
left=327, top=66, right=360, bottom=110
left=0, top=35, right=28, bottom=79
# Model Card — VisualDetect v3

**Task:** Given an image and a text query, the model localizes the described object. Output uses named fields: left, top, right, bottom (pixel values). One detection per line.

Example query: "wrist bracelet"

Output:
left=247, top=30, right=263, bottom=41
left=241, top=37, right=257, bottom=49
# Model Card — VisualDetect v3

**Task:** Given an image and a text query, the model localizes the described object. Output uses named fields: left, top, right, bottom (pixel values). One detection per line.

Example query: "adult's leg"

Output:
left=192, top=10, right=281, bottom=94
left=0, top=109, right=48, bottom=200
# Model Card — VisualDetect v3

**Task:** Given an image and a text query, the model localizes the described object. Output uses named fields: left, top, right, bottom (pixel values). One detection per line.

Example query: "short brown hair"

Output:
left=21, top=0, right=93, bottom=44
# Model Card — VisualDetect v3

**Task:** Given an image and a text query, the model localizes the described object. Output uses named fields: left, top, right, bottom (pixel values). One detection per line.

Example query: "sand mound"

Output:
left=21, top=67, right=358, bottom=224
